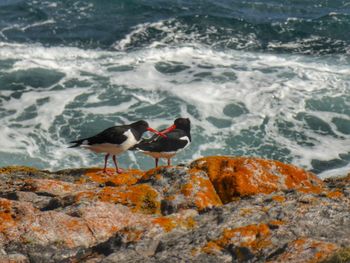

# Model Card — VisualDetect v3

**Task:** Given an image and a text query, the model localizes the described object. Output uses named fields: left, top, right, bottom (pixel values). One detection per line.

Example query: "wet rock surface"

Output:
left=0, top=157, right=349, bottom=262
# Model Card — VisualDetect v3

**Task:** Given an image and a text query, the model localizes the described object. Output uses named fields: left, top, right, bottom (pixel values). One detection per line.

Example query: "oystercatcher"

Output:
left=134, top=118, right=191, bottom=167
left=69, top=120, right=166, bottom=174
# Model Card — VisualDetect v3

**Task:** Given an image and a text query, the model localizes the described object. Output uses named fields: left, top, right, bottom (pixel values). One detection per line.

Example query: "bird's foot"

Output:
left=102, top=169, right=115, bottom=176
left=116, top=168, right=124, bottom=174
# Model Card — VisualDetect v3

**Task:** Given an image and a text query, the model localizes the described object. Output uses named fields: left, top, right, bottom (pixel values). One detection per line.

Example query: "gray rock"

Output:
left=0, top=165, right=349, bottom=262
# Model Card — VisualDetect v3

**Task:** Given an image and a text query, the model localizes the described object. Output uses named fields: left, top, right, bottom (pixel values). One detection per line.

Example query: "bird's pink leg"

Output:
left=112, top=155, right=123, bottom=174
left=103, top=154, right=110, bottom=174
left=155, top=158, right=159, bottom=168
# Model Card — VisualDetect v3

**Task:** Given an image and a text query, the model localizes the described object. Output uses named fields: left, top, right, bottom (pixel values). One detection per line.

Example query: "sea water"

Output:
left=0, top=0, right=349, bottom=178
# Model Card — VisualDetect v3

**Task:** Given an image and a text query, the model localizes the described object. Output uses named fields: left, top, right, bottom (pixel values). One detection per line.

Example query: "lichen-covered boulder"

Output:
left=76, top=166, right=222, bottom=215
left=140, top=166, right=222, bottom=213
left=0, top=198, right=151, bottom=248
left=0, top=159, right=349, bottom=263
left=80, top=168, right=144, bottom=186
left=202, top=223, right=272, bottom=259
left=191, top=156, right=324, bottom=203
left=76, top=184, right=161, bottom=214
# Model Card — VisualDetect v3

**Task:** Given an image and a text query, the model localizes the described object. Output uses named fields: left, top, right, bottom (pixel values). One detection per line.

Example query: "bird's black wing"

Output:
left=135, top=129, right=189, bottom=152
left=69, top=125, right=129, bottom=147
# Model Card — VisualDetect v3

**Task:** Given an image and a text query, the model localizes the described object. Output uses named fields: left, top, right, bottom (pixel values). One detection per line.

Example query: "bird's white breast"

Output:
left=82, top=129, right=138, bottom=155
left=179, top=136, right=190, bottom=148
left=120, top=129, right=139, bottom=150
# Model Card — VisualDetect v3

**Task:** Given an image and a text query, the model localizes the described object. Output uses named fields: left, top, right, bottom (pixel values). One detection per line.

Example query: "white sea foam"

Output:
left=0, top=19, right=56, bottom=41
left=81, top=99, right=138, bottom=115
left=112, top=18, right=261, bottom=51
left=318, top=163, right=350, bottom=179
left=0, top=41, right=349, bottom=175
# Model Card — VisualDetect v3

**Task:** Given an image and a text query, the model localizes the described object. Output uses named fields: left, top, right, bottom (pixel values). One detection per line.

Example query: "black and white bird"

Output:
left=133, top=118, right=191, bottom=168
left=69, top=120, right=166, bottom=174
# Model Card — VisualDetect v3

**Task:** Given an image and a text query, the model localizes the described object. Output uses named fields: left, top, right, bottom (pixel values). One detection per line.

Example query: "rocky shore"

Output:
left=0, top=156, right=349, bottom=263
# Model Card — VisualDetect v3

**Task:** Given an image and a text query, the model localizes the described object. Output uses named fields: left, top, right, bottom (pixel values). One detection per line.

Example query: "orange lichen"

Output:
left=192, top=157, right=279, bottom=203
left=326, top=190, right=343, bottom=199
left=98, top=185, right=160, bottom=214
left=78, top=166, right=223, bottom=214
left=183, top=216, right=197, bottom=229
left=187, top=171, right=223, bottom=210
left=0, top=166, right=40, bottom=175
left=269, top=220, right=284, bottom=226
left=271, top=238, right=339, bottom=263
left=202, top=241, right=223, bottom=254
left=0, top=199, right=16, bottom=232
left=84, top=168, right=144, bottom=186
left=272, top=195, right=286, bottom=202
left=152, top=213, right=197, bottom=232
left=191, top=156, right=324, bottom=203
left=274, top=161, right=322, bottom=194
left=75, top=191, right=95, bottom=202
left=30, top=226, right=49, bottom=236
left=63, top=218, right=83, bottom=231
left=203, top=223, right=271, bottom=254
left=119, top=228, right=145, bottom=242
left=181, top=182, right=194, bottom=197
left=75, top=184, right=161, bottom=214
left=152, top=217, right=176, bottom=232
left=141, top=167, right=164, bottom=181
left=23, top=179, right=78, bottom=196
left=220, top=224, right=271, bottom=250
left=143, top=167, right=222, bottom=212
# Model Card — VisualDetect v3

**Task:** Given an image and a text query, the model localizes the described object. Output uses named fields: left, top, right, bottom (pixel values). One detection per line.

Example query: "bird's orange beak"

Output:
left=147, top=127, right=167, bottom=138
left=161, top=124, right=176, bottom=134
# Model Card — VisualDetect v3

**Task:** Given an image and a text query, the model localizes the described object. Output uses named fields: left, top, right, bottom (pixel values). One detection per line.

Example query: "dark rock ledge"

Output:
left=0, top=156, right=349, bottom=263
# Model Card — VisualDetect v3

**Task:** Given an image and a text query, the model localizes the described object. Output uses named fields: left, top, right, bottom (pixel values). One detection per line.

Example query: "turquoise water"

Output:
left=0, top=0, right=349, bottom=177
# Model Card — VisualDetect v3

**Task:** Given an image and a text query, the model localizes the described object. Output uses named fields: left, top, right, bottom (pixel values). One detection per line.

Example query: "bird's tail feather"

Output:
left=128, top=140, right=149, bottom=151
left=68, top=139, right=86, bottom=148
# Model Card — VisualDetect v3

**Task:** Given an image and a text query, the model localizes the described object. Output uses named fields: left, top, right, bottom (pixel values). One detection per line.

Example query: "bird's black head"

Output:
left=174, top=118, right=191, bottom=132
left=161, top=117, right=191, bottom=136
left=130, top=120, right=149, bottom=134
left=130, top=120, right=166, bottom=139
